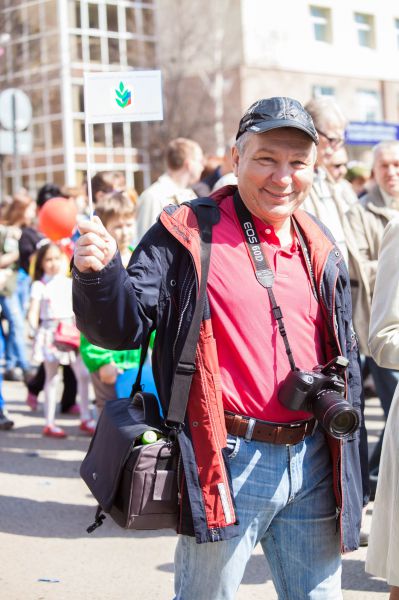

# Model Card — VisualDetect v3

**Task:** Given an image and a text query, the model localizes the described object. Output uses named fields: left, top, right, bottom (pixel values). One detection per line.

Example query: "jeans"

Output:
left=174, top=429, right=341, bottom=600
left=366, top=356, right=399, bottom=473
left=16, top=268, right=31, bottom=315
left=0, top=291, right=29, bottom=371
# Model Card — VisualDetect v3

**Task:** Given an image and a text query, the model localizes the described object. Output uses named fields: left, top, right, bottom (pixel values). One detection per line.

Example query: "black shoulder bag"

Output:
left=80, top=198, right=219, bottom=533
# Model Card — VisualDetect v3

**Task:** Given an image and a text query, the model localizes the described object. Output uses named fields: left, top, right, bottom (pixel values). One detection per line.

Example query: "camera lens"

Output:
left=327, top=406, right=359, bottom=438
left=313, top=391, right=360, bottom=439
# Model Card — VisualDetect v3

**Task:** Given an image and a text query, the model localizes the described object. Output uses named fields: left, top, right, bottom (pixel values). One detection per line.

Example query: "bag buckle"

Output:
left=164, top=420, right=184, bottom=434
left=175, top=362, right=196, bottom=375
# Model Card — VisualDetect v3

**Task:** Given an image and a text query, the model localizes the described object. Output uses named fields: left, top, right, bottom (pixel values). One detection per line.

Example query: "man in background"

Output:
left=348, top=140, right=399, bottom=494
left=136, top=137, right=203, bottom=240
left=303, top=98, right=371, bottom=542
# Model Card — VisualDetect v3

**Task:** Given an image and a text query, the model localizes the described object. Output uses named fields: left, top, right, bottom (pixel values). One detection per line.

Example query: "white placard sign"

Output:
left=84, top=70, right=163, bottom=124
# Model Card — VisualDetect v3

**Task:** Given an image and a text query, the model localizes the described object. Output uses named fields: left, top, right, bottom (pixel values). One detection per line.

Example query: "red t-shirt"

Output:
left=207, top=195, right=326, bottom=422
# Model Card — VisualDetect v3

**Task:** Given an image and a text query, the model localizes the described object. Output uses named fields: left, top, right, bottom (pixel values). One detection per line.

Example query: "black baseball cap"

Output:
left=236, top=97, right=319, bottom=144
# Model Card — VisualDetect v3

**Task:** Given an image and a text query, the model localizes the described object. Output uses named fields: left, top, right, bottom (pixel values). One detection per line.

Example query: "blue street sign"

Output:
left=346, top=121, right=399, bottom=145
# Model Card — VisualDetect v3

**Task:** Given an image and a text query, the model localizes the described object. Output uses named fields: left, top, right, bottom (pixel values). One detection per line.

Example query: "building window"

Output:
left=28, top=38, right=41, bottom=67
left=27, top=3, right=40, bottom=35
left=106, top=4, right=118, bottom=32
left=126, top=7, right=137, bottom=33
left=33, top=123, right=45, bottom=150
left=70, top=34, right=83, bottom=61
left=9, top=8, right=25, bottom=36
left=45, top=0, right=58, bottom=29
left=127, top=39, right=140, bottom=66
left=395, top=18, right=399, bottom=50
left=354, top=13, right=375, bottom=49
left=93, top=123, right=106, bottom=145
left=112, top=123, right=124, bottom=147
left=309, top=6, right=332, bottom=43
left=69, top=1, right=82, bottom=29
left=49, top=86, right=62, bottom=114
left=74, top=120, right=85, bottom=145
left=72, top=85, right=84, bottom=113
left=108, top=37, right=120, bottom=64
left=143, top=9, right=155, bottom=36
left=89, top=37, right=101, bottom=62
left=312, top=85, right=335, bottom=99
left=51, top=121, right=63, bottom=148
left=12, top=42, right=23, bottom=73
left=88, top=3, right=100, bottom=29
left=31, top=88, right=44, bottom=118
left=44, top=35, right=59, bottom=62
left=130, top=122, right=144, bottom=147
left=356, top=90, right=382, bottom=121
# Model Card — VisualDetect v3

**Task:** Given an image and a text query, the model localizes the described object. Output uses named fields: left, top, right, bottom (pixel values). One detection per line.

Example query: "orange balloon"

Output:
left=38, top=197, right=78, bottom=241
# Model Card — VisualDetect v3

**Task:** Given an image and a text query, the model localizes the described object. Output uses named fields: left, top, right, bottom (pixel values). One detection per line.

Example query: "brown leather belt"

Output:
left=225, top=411, right=317, bottom=445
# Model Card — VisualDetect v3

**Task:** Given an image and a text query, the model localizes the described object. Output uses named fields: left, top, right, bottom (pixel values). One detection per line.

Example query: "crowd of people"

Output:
left=1, top=97, right=399, bottom=598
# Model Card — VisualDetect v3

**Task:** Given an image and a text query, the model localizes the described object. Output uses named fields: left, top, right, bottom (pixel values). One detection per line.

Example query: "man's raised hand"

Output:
left=74, top=216, right=117, bottom=273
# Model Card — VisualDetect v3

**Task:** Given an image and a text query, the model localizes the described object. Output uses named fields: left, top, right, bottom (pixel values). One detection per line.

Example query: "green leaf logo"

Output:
left=115, top=81, right=132, bottom=108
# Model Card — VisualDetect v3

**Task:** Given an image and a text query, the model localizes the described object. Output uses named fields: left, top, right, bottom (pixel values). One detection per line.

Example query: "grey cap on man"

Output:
left=236, top=97, right=319, bottom=145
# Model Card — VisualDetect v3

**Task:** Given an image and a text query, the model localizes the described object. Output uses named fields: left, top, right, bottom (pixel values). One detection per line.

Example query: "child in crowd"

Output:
left=27, top=241, right=93, bottom=438
left=80, top=191, right=155, bottom=413
left=95, top=190, right=137, bottom=265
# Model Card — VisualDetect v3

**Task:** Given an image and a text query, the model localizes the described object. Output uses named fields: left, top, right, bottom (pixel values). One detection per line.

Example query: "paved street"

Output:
left=0, top=380, right=390, bottom=600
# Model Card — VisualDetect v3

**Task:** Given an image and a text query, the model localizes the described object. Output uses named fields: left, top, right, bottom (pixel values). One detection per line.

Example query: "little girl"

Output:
left=27, top=241, right=94, bottom=438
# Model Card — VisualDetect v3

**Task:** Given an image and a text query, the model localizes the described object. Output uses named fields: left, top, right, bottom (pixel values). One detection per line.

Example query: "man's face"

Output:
left=373, top=146, right=399, bottom=198
left=327, top=147, right=348, bottom=182
left=232, top=128, right=316, bottom=227
left=316, top=121, right=345, bottom=166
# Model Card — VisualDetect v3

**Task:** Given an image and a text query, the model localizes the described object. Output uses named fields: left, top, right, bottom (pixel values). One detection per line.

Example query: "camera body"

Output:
left=278, top=356, right=359, bottom=439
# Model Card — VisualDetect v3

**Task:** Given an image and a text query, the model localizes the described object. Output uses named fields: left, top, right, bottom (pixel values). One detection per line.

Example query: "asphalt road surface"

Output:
left=0, top=380, right=390, bottom=600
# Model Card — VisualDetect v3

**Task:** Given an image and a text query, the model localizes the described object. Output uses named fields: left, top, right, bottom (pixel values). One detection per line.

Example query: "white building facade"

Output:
left=1, top=0, right=398, bottom=194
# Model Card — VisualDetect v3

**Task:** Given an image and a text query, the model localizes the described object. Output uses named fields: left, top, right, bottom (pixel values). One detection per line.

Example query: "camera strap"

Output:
left=233, top=191, right=299, bottom=371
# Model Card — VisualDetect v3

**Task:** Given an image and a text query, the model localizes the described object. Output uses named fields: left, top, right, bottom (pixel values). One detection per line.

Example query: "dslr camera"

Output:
left=278, top=356, right=359, bottom=439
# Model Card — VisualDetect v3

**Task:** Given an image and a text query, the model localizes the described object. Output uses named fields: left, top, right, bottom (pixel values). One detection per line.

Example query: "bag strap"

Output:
left=130, top=331, right=152, bottom=397
left=165, top=198, right=220, bottom=430
left=129, top=197, right=220, bottom=427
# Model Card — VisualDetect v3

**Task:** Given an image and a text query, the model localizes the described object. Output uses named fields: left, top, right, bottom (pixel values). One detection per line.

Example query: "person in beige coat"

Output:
left=366, top=215, right=399, bottom=600
left=303, top=99, right=375, bottom=357
left=347, top=141, right=399, bottom=487
left=303, top=99, right=373, bottom=537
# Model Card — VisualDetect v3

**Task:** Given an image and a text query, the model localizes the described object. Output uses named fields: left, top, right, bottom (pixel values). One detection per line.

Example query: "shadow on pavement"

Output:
left=0, top=494, right=176, bottom=540
left=0, top=448, right=83, bottom=477
left=342, top=560, right=389, bottom=593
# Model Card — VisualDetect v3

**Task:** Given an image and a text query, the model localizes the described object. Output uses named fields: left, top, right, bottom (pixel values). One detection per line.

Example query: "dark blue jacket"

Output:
left=73, top=189, right=364, bottom=551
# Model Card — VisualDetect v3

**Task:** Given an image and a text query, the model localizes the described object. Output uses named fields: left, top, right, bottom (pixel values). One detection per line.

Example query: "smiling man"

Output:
left=72, top=97, right=363, bottom=600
